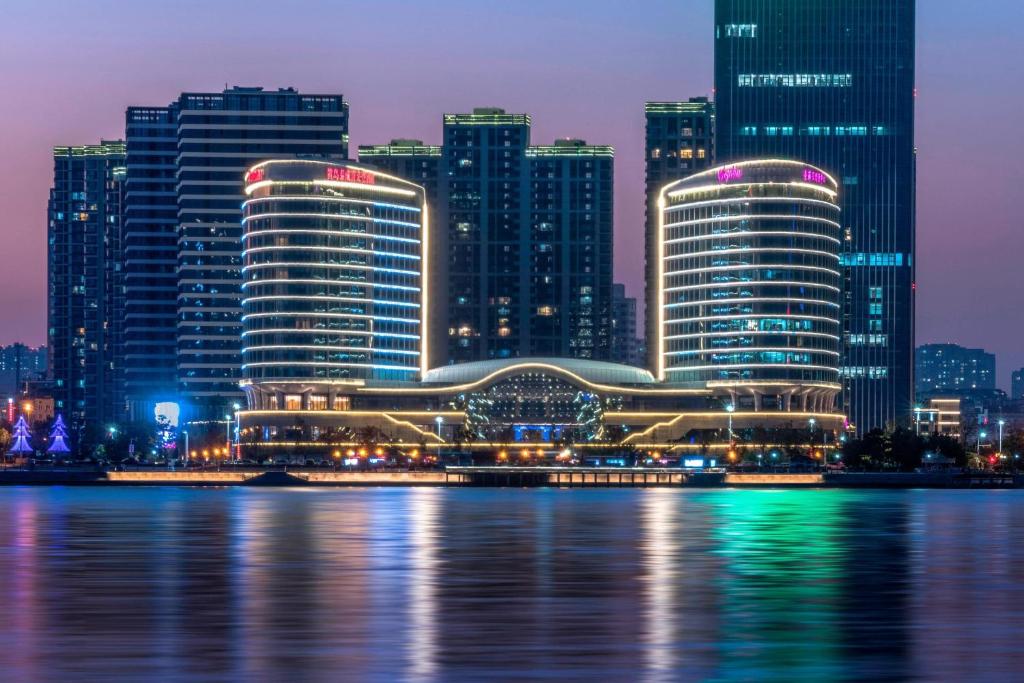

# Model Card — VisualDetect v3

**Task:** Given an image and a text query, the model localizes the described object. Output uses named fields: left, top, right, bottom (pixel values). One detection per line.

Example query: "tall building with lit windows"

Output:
left=644, top=98, right=715, bottom=369
left=365, top=110, right=613, bottom=365
left=48, top=141, right=126, bottom=430
left=124, top=87, right=349, bottom=423
left=240, top=160, right=431, bottom=411
left=657, top=160, right=843, bottom=413
left=714, top=0, right=916, bottom=432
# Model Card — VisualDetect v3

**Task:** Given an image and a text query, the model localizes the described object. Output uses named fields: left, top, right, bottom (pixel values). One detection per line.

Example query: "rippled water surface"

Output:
left=0, top=487, right=1022, bottom=682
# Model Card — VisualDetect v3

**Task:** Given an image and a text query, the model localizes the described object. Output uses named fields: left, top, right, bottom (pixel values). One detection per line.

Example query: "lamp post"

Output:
left=914, top=405, right=921, bottom=435
left=183, top=430, right=189, bottom=467
left=808, top=417, right=816, bottom=459
left=435, top=415, right=444, bottom=438
left=232, top=402, right=241, bottom=462
left=998, top=418, right=1005, bottom=455
left=725, top=403, right=735, bottom=442
left=224, top=415, right=231, bottom=465
left=978, top=430, right=987, bottom=459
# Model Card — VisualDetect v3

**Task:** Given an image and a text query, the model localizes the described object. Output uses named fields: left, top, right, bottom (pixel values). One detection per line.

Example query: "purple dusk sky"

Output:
left=0, top=1, right=1021, bottom=387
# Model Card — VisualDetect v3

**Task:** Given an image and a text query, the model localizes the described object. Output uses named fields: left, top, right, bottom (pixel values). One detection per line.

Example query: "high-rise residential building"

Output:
left=915, top=344, right=995, bottom=398
left=125, top=87, right=349, bottom=423
left=124, top=107, right=178, bottom=420
left=364, top=110, right=613, bottom=366
left=1013, top=368, right=1024, bottom=401
left=656, top=160, right=842, bottom=413
left=714, top=0, right=916, bottom=432
left=240, top=160, right=430, bottom=410
left=0, top=344, right=47, bottom=397
left=610, top=284, right=643, bottom=367
left=644, top=98, right=715, bottom=369
left=48, top=141, right=126, bottom=430
left=357, top=139, right=442, bottom=206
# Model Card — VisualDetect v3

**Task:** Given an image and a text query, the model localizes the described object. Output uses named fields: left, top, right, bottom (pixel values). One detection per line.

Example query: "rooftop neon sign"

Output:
left=803, top=168, right=828, bottom=185
left=244, top=168, right=265, bottom=184
left=326, top=167, right=376, bottom=185
left=717, top=166, right=743, bottom=183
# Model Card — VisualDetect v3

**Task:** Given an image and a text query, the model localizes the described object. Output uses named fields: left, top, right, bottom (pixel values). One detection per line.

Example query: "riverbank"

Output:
left=0, top=467, right=1020, bottom=488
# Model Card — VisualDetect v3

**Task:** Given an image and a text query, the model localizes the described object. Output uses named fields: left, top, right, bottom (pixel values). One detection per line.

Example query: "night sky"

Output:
left=1, top=1, right=1021, bottom=388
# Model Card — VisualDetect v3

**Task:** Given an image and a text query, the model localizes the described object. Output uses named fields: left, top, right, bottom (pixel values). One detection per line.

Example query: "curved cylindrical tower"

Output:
left=241, top=160, right=427, bottom=402
left=657, top=159, right=841, bottom=412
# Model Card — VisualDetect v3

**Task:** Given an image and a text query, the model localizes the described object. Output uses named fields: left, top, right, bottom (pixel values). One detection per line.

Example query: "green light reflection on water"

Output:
left=706, top=489, right=852, bottom=681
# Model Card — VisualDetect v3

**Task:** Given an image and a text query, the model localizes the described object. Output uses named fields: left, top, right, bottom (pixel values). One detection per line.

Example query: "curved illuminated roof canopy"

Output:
left=420, top=358, right=657, bottom=386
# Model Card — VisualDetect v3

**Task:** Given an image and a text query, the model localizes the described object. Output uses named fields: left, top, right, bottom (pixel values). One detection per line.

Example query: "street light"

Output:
left=978, top=430, right=987, bottom=457
left=725, top=403, right=735, bottom=442
left=998, top=419, right=1005, bottom=455
left=434, top=415, right=444, bottom=438
left=808, top=417, right=817, bottom=458
left=232, top=402, right=242, bottom=462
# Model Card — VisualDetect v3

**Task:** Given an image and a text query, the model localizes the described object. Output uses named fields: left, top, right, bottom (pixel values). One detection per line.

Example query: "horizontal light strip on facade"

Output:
left=243, top=228, right=421, bottom=244
left=241, top=328, right=420, bottom=340
left=242, top=344, right=420, bottom=356
left=664, top=217, right=841, bottom=234
left=243, top=245, right=420, bottom=261
left=664, top=296, right=839, bottom=309
left=242, top=214, right=422, bottom=230
left=242, top=262, right=419, bottom=276
left=664, top=263, right=840, bottom=278
left=242, top=195, right=421, bottom=213
left=243, top=361, right=417, bottom=371
left=664, top=313, right=840, bottom=325
left=241, top=279, right=420, bottom=292
left=241, top=294, right=419, bottom=308
left=666, top=347, right=840, bottom=357
left=666, top=281, right=840, bottom=293
left=663, top=246, right=839, bottom=261
left=664, top=330, right=840, bottom=341
left=241, top=312, right=420, bottom=324
left=664, top=363, right=840, bottom=373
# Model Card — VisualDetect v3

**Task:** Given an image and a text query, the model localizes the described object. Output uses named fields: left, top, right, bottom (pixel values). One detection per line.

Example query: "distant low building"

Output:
left=914, top=397, right=961, bottom=439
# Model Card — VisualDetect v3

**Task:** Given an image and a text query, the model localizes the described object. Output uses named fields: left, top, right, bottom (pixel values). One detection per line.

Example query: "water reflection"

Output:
left=0, top=488, right=1021, bottom=681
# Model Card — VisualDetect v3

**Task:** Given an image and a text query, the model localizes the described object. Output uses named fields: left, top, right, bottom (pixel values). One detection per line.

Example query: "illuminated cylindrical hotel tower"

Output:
left=241, top=160, right=428, bottom=409
left=657, top=159, right=841, bottom=412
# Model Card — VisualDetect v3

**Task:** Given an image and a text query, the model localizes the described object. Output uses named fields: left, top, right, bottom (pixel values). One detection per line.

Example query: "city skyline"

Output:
left=1, top=0, right=1022, bottom=389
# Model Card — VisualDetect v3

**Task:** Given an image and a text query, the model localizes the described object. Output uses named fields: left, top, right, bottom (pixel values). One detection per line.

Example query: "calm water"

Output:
left=0, top=487, right=1022, bottom=682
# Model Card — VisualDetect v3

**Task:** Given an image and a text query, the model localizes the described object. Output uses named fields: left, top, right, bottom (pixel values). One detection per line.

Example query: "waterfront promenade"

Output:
left=0, top=467, right=1019, bottom=488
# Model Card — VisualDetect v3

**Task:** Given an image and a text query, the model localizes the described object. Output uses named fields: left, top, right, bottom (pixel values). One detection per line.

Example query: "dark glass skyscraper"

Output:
left=644, top=98, right=716, bottom=370
left=126, top=87, right=349, bottom=423
left=124, top=107, right=178, bottom=420
left=714, top=0, right=916, bottom=433
left=48, top=141, right=126, bottom=430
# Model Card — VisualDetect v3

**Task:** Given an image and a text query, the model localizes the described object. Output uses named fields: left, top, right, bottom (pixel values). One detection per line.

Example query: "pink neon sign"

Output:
left=717, top=166, right=743, bottom=183
left=326, top=166, right=376, bottom=185
left=803, top=168, right=828, bottom=185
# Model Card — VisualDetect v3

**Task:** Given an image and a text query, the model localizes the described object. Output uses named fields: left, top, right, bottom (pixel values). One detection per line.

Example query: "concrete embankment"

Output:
left=0, top=468, right=1019, bottom=488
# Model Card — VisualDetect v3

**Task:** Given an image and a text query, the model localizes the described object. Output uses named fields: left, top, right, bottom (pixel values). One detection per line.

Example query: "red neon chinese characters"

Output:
left=325, top=166, right=376, bottom=185
left=245, top=167, right=265, bottom=184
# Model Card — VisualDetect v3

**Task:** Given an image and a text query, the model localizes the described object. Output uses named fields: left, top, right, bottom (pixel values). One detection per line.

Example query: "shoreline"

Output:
left=0, top=468, right=1019, bottom=489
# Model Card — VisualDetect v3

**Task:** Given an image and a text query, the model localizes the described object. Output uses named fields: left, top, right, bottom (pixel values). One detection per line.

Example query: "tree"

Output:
left=0, top=427, right=10, bottom=454
left=8, top=416, right=33, bottom=455
left=47, top=414, right=72, bottom=454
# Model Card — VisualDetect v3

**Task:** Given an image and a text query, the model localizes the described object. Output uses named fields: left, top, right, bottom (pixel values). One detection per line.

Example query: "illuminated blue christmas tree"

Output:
left=47, top=414, right=71, bottom=454
left=8, top=415, right=33, bottom=455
